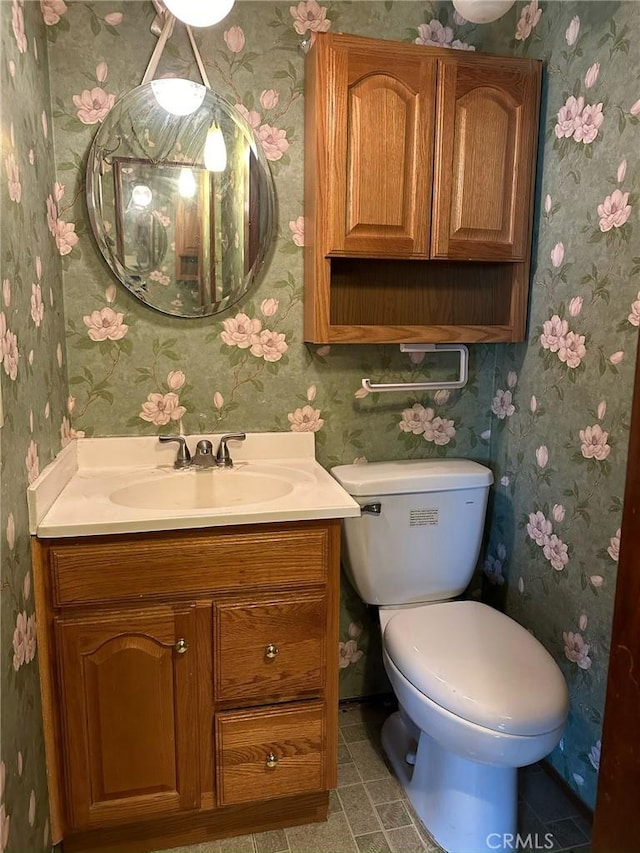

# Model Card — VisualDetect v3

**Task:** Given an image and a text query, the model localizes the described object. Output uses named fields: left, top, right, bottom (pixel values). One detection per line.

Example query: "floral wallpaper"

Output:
left=1, top=1, right=638, bottom=849
left=1, top=2, right=69, bottom=852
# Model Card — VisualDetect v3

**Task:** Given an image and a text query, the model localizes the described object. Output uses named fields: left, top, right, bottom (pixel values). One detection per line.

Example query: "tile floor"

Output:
left=160, top=701, right=592, bottom=853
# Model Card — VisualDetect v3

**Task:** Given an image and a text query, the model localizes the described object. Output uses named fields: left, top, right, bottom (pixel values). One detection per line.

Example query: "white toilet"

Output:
left=331, top=459, right=569, bottom=853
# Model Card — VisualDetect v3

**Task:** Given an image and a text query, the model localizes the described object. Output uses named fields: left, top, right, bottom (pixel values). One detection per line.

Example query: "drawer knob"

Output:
left=174, top=638, right=188, bottom=654
left=265, top=752, right=278, bottom=769
left=265, top=643, right=279, bottom=659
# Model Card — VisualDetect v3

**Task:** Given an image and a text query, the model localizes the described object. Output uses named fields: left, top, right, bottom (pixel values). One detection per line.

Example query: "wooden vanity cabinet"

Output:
left=304, top=32, right=542, bottom=344
left=32, top=519, right=340, bottom=853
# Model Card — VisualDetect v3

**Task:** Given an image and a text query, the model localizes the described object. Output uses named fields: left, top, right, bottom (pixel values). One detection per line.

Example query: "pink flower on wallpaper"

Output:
left=565, top=15, right=580, bottom=46
left=552, top=504, right=566, bottom=522
left=2, top=325, right=19, bottom=381
left=399, top=403, right=434, bottom=435
left=535, top=445, right=548, bottom=468
left=41, top=110, right=48, bottom=139
left=6, top=513, right=15, bottom=550
left=415, top=20, right=453, bottom=46
left=256, top=124, right=290, bottom=161
left=54, top=219, right=79, bottom=255
left=617, top=159, right=627, bottom=183
left=3, top=277, right=12, bottom=307
left=543, top=534, right=569, bottom=571
left=572, top=102, right=604, bottom=144
left=597, top=400, right=606, bottom=420
left=590, top=575, right=603, bottom=588
left=307, top=384, right=317, bottom=402
left=224, top=25, right=245, bottom=53
left=554, top=95, right=584, bottom=139
left=288, top=405, right=324, bottom=432
left=491, top=389, right=515, bottom=419
left=235, top=104, right=261, bottom=130
left=28, top=791, right=36, bottom=828
left=589, top=740, right=601, bottom=772
left=0, top=802, right=8, bottom=852
left=609, top=350, right=624, bottom=365
left=25, top=614, right=37, bottom=663
left=26, top=440, right=40, bottom=485
left=95, top=61, right=108, bottom=83
left=260, top=298, right=279, bottom=317
left=250, top=329, right=288, bottom=362
left=290, top=0, right=331, bottom=36
left=72, top=87, right=116, bottom=124
left=550, top=242, right=565, bottom=267
left=628, top=292, right=640, bottom=327
left=526, top=510, right=552, bottom=547
left=13, top=611, right=28, bottom=670
left=557, top=331, right=586, bottom=368
left=597, top=189, right=631, bottom=232
left=338, top=639, right=363, bottom=669
left=289, top=215, right=305, bottom=246
left=579, top=424, right=611, bottom=461
left=484, top=554, right=505, bottom=586
left=12, top=0, right=27, bottom=53
left=221, top=312, right=262, bottom=348
left=568, top=296, right=583, bottom=317
left=213, top=391, right=224, bottom=410
left=584, top=62, right=600, bottom=89
left=424, top=416, right=456, bottom=446
left=139, top=392, right=186, bottom=426
left=46, top=194, right=57, bottom=234
left=30, top=283, right=44, bottom=327
left=629, top=98, right=640, bottom=117
left=607, top=528, right=621, bottom=562
left=40, top=0, right=68, bottom=26
left=515, top=0, right=542, bottom=41
left=563, top=631, right=592, bottom=669
left=60, top=416, right=85, bottom=447
left=104, top=12, right=123, bottom=25
left=450, top=39, right=475, bottom=52
left=260, top=89, right=279, bottom=110
left=540, top=314, right=568, bottom=353
left=5, top=152, right=21, bottom=203
left=83, top=307, right=129, bottom=341
left=166, top=370, right=185, bottom=391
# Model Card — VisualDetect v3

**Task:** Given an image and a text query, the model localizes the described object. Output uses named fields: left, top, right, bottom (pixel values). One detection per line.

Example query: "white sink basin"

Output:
left=109, top=467, right=296, bottom=511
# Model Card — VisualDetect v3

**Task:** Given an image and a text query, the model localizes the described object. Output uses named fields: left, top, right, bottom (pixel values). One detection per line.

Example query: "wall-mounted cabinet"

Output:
left=304, top=33, right=542, bottom=344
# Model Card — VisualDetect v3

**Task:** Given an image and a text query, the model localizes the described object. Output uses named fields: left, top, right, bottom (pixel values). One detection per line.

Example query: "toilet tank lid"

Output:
left=331, top=459, right=493, bottom=496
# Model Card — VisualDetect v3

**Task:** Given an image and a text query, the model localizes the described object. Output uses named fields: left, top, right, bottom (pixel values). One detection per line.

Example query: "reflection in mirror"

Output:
left=86, top=80, right=274, bottom=318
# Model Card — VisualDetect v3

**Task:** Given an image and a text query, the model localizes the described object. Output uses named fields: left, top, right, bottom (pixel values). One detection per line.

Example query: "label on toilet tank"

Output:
left=409, top=508, right=439, bottom=526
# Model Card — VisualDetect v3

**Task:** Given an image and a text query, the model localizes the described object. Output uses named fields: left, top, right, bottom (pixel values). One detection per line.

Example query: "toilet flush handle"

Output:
left=361, top=502, right=382, bottom=515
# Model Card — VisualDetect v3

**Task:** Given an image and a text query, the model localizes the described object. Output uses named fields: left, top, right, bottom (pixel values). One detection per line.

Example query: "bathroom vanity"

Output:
left=28, top=434, right=359, bottom=852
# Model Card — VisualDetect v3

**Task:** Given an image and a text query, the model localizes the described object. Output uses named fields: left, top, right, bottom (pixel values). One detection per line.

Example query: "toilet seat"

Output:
left=383, top=600, right=569, bottom=736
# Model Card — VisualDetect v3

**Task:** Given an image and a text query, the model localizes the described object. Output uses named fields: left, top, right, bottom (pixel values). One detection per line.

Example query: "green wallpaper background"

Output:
left=1, top=1, right=638, bottom=850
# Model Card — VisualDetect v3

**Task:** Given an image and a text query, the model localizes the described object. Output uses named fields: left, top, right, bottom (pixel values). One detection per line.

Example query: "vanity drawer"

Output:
left=215, top=701, right=326, bottom=806
left=214, top=595, right=325, bottom=703
left=47, top=524, right=330, bottom=606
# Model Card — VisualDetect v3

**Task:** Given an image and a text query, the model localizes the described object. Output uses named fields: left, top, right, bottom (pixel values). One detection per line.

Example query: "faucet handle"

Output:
left=159, top=435, right=192, bottom=468
left=215, top=432, right=246, bottom=468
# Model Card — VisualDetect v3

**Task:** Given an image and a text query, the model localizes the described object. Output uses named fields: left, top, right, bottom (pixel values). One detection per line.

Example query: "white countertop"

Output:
left=28, top=433, right=360, bottom=538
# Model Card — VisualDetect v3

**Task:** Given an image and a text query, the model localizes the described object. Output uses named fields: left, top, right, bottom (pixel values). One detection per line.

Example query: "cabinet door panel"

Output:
left=56, top=607, right=198, bottom=829
left=432, top=57, right=540, bottom=260
left=328, top=45, right=436, bottom=257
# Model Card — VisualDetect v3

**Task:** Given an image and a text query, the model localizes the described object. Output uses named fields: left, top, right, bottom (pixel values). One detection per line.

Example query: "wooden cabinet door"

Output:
left=324, top=37, right=436, bottom=257
left=56, top=606, right=199, bottom=830
left=431, top=56, right=541, bottom=261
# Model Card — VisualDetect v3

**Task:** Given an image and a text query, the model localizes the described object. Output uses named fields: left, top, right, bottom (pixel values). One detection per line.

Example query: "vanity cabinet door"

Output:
left=317, top=34, right=436, bottom=258
left=431, top=55, right=541, bottom=261
left=55, top=606, right=199, bottom=830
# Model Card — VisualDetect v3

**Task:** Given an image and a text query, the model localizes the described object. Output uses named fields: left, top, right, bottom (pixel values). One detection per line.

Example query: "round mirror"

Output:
left=86, top=79, right=275, bottom=318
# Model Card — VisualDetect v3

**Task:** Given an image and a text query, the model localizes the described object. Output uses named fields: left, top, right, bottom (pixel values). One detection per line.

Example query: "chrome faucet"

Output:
left=158, top=435, right=191, bottom=469
left=215, top=432, right=246, bottom=468
left=159, top=433, right=246, bottom=469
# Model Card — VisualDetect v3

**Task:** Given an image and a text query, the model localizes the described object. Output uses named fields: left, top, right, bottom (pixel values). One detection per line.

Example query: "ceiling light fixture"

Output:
left=163, top=0, right=236, bottom=28
left=452, top=0, right=515, bottom=24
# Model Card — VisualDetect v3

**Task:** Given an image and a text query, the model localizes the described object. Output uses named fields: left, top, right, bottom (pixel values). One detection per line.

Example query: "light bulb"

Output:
left=151, top=78, right=206, bottom=117
left=452, top=0, right=516, bottom=24
left=163, top=0, right=235, bottom=28
left=178, top=167, right=197, bottom=198
left=204, top=123, right=227, bottom=172
left=131, top=184, right=153, bottom=207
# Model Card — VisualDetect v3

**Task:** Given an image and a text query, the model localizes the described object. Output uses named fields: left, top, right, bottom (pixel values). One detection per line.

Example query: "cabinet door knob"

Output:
left=265, top=643, right=279, bottom=659
left=265, top=752, right=278, bottom=769
left=174, top=638, right=188, bottom=654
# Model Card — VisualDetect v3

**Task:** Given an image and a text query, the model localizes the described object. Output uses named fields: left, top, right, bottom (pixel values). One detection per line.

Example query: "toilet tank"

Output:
left=331, top=459, right=493, bottom=606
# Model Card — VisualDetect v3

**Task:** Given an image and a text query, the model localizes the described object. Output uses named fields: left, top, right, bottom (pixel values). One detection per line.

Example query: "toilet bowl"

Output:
left=331, top=459, right=570, bottom=853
